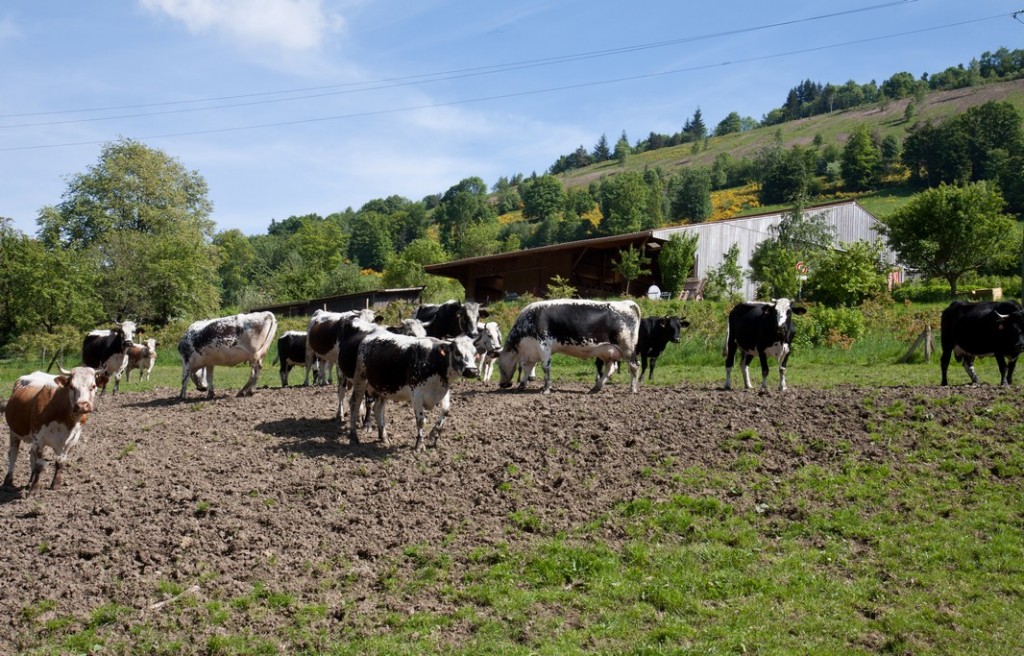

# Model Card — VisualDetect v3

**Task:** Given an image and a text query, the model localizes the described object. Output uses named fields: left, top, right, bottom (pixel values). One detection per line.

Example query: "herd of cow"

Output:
left=4, top=297, right=1024, bottom=495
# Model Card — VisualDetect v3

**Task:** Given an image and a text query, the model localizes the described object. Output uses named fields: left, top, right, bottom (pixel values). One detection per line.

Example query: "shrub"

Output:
left=793, top=306, right=867, bottom=349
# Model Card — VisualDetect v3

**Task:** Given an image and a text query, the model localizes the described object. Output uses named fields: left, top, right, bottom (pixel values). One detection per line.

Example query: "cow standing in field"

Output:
left=274, top=331, right=316, bottom=387
left=474, top=321, right=503, bottom=382
left=124, top=338, right=158, bottom=382
left=940, top=300, right=1024, bottom=386
left=4, top=366, right=108, bottom=493
left=597, top=315, right=690, bottom=383
left=498, top=299, right=642, bottom=394
left=415, top=300, right=486, bottom=339
left=348, top=332, right=479, bottom=450
left=177, top=311, right=278, bottom=400
left=81, top=320, right=140, bottom=394
left=304, top=309, right=380, bottom=386
left=724, top=299, right=806, bottom=392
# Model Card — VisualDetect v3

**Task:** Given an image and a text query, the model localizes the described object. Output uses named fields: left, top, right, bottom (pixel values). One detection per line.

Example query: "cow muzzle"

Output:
left=462, top=366, right=480, bottom=379
left=75, top=400, right=93, bottom=414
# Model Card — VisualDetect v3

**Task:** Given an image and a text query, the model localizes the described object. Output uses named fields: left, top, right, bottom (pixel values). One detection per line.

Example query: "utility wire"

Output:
left=0, top=12, right=1006, bottom=153
left=0, top=0, right=917, bottom=124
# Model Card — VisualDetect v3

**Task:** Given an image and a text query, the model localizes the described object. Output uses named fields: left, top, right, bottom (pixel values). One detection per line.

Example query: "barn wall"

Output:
left=653, top=202, right=890, bottom=301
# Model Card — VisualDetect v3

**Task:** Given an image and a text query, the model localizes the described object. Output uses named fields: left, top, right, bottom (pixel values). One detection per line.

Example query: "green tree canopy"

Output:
left=612, top=245, right=651, bottom=295
left=669, top=168, right=713, bottom=223
left=715, top=112, right=743, bottom=136
left=880, top=181, right=1015, bottom=295
left=841, top=125, right=882, bottom=191
left=521, top=175, right=566, bottom=222
left=658, top=232, right=698, bottom=297
left=598, top=171, right=648, bottom=235
left=433, top=177, right=497, bottom=252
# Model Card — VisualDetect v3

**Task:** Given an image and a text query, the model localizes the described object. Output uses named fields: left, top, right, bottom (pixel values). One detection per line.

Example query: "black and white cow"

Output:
left=348, top=333, right=479, bottom=450
left=81, top=320, right=140, bottom=394
left=178, top=311, right=278, bottom=400
left=415, top=300, right=486, bottom=339
left=498, top=299, right=642, bottom=394
left=474, top=321, right=503, bottom=382
left=723, top=299, right=806, bottom=392
left=304, top=309, right=380, bottom=386
left=940, top=300, right=1024, bottom=386
left=274, top=331, right=315, bottom=387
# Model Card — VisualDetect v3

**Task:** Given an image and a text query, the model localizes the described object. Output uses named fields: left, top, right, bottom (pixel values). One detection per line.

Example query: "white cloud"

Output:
left=140, top=0, right=344, bottom=51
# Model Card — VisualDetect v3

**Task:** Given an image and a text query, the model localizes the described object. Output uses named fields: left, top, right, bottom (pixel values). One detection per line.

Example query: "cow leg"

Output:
left=238, top=360, right=261, bottom=397
left=778, top=345, right=792, bottom=392
left=280, top=362, right=289, bottom=387
left=205, top=367, right=216, bottom=398
left=740, top=353, right=754, bottom=389
left=647, top=356, right=656, bottom=382
left=27, top=445, right=44, bottom=493
left=1007, top=356, right=1019, bottom=385
left=179, top=365, right=192, bottom=400
left=640, top=354, right=649, bottom=381
left=541, top=357, right=554, bottom=394
left=428, top=391, right=452, bottom=448
left=412, top=395, right=427, bottom=451
left=627, top=357, right=640, bottom=393
left=961, top=356, right=981, bottom=384
left=50, top=462, right=64, bottom=490
left=361, top=393, right=375, bottom=430
left=4, top=433, right=20, bottom=488
left=374, top=397, right=390, bottom=447
left=758, top=351, right=771, bottom=391
left=724, top=341, right=738, bottom=390
left=940, top=348, right=953, bottom=386
left=346, top=382, right=362, bottom=444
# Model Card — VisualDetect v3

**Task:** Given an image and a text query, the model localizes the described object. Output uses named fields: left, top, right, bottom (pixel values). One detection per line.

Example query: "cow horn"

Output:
left=58, top=365, right=72, bottom=376
left=995, top=312, right=1008, bottom=320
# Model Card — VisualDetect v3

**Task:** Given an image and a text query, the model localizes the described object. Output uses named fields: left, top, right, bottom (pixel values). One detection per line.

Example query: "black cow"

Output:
left=597, top=315, right=689, bottom=383
left=940, top=300, right=1024, bottom=386
left=724, top=299, right=806, bottom=392
left=81, top=320, right=140, bottom=394
left=348, top=332, right=479, bottom=450
left=415, top=300, right=486, bottom=339
left=498, top=299, right=642, bottom=394
left=274, top=331, right=313, bottom=387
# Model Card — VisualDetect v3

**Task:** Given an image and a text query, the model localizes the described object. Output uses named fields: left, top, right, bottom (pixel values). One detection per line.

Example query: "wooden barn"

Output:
left=425, top=200, right=892, bottom=302
left=250, top=287, right=424, bottom=318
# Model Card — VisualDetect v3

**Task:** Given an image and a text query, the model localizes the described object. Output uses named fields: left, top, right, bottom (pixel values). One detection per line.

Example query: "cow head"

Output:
left=475, top=321, right=503, bottom=356
left=460, top=302, right=484, bottom=338
left=444, top=335, right=479, bottom=379
left=656, top=316, right=689, bottom=344
left=56, top=366, right=108, bottom=414
left=992, top=308, right=1024, bottom=354
left=114, top=320, right=140, bottom=350
left=767, top=299, right=806, bottom=341
left=497, top=348, right=520, bottom=388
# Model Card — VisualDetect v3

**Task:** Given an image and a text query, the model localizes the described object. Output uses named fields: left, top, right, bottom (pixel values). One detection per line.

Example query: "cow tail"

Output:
left=256, top=313, right=279, bottom=362
left=722, top=321, right=730, bottom=358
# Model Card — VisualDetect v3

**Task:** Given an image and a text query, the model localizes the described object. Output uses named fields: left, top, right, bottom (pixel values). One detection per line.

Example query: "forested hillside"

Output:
left=2, top=47, right=1024, bottom=356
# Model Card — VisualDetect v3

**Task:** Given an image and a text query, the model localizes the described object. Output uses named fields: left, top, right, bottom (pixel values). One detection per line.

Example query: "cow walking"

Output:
left=597, top=315, right=689, bottom=383
left=178, top=311, right=278, bottom=400
left=81, top=320, right=140, bottom=394
left=724, top=299, right=806, bottom=392
left=349, top=333, right=479, bottom=450
left=498, top=299, right=642, bottom=394
left=4, top=366, right=108, bottom=493
left=940, top=300, right=1024, bottom=385
left=304, top=309, right=380, bottom=386
left=274, top=331, right=315, bottom=387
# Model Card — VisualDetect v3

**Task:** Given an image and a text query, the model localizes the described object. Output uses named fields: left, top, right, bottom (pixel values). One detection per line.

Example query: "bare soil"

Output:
left=0, top=379, right=1010, bottom=652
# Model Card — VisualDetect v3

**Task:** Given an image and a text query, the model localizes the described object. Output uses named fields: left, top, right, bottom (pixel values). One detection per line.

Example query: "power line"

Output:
left=0, top=0, right=918, bottom=125
left=0, top=12, right=1006, bottom=153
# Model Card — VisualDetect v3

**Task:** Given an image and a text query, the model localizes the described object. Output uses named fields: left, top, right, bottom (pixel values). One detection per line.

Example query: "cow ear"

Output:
left=792, top=306, right=808, bottom=315
left=96, top=372, right=110, bottom=387
left=55, top=375, right=69, bottom=387
left=373, top=315, right=384, bottom=323
left=438, top=345, right=448, bottom=357
left=136, top=326, right=144, bottom=333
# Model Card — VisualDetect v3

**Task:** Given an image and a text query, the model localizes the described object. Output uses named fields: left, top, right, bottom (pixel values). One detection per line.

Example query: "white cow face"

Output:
left=116, top=320, right=139, bottom=348
left=57, top=366, right=107, bottom=414
left=497, top=349, right=519, bottom=388
left=449, top=335, right=480, bottom=378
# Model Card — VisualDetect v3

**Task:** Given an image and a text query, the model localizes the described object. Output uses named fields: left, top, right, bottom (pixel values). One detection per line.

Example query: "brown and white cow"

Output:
left=177, top=311, right=278, bottom=400
left=348, top=332, right=479, bottom=450
left=124, top=338, right=158, bottom=382
left=4, top=366, right=109, bottom=493
left=81, top=320, right=140, bottom=394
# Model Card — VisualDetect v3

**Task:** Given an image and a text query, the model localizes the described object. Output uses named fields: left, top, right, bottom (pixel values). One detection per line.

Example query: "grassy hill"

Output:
left=553, top=78, right=1024, bottom=221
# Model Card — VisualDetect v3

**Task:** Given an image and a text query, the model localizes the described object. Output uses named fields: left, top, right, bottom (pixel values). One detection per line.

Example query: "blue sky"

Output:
left=1, top=1, right=1020, bottom=237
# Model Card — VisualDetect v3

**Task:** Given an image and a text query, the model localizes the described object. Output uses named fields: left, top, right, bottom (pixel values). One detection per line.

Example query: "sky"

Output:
left=1, top=0, right=1021, bottom=237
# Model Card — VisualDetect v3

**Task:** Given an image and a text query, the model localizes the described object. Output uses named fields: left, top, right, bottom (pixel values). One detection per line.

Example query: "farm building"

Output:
left=250, top=287, right=424, bottom=318
left=424, top=200, right=894, bottom=302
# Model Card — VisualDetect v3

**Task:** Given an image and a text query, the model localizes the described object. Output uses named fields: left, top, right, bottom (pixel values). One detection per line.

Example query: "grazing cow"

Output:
left=940, top=300, right=1024, bottom=386
left=124, top=338, right=158, bottom=382
left=498, top=299, right=642, bottom=394
left=348, top=333, right=479, bottom=450
left=81, top=321, right=140, bottom=394
left=304, top=309, right=380, bottom=386
left=4, top=366, right=108, bottom=493
left=273, top=331, right=316, bottom=387
left=724, top=299, right=807, bottom=392
left=415, top=300, right=487, bottom=339
left=596, top=315, right=690, bottom=383
left=474, top=321, right=503, bottom=382
left=177, top=311, right=278, bottom=400
left=388, top=318, right=428, bottom=338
